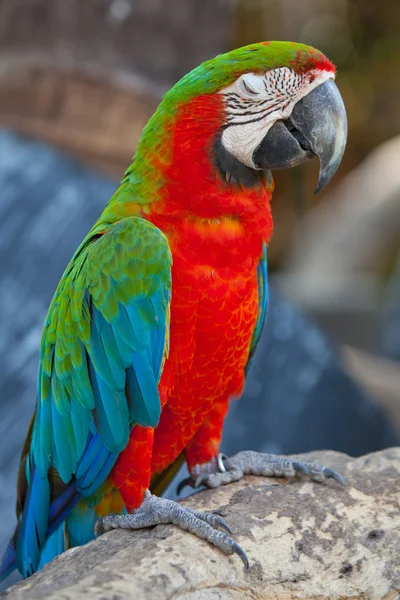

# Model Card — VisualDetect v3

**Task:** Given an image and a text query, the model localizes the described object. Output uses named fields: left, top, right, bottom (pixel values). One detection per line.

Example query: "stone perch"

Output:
left=2, top=450, right=400, bottom=600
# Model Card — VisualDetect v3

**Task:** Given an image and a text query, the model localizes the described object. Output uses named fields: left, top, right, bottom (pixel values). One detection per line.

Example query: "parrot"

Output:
left=0, top=40, right=347, bottom=581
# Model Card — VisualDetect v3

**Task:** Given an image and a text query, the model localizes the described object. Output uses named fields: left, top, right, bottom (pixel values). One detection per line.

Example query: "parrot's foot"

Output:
left=95, top=489, right=249, bottom=568
left=178, top=450, right=346, bottom=492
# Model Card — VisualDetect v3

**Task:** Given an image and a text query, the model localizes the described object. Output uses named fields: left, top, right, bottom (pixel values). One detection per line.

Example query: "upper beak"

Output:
left=252, top=79, right=347, bottom=193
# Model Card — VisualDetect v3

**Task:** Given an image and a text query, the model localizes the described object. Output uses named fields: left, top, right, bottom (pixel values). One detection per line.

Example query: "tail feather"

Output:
left=16, top=466, right=50, bottom=578
left=47, top=482, right=80, bottom=538
left=67, top=505, right=98, bottom=547
left=3, top=470, right=81, bottom=582
left=0, top=538, right=16, bottom=583
left=37, top=523, right=67, bottom=572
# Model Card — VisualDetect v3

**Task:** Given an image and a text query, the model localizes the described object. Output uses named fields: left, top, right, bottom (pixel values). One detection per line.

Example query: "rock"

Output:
left=3, top=449, right=400, bottom=600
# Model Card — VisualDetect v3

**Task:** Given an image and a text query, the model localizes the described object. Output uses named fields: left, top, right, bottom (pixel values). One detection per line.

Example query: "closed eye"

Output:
left=242, top=79, right=259, bottom=95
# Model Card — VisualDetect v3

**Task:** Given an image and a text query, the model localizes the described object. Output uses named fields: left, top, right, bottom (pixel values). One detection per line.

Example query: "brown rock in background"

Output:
left=0, top=0, right=234, bottom=179
left=0, top=69, right=157, bottom=179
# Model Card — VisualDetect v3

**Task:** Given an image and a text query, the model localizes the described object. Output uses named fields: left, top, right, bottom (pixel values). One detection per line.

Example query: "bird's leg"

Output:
left=95, top=489, right=249, bottom=567
left=179, top=450, right=346, bottom=492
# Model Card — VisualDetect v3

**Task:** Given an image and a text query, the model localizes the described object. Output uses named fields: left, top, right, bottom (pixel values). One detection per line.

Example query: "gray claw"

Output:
left=177, top=477, right=192, bottom=496
left=176, top=472, right=212, bottom=495
left=213, top=516, right=232, bottom=535
left=194, top=474, right=208, bottom=488
left=233, top=542, right=249, bottom=569
left=186, top=508, right=232, bottom=535
left=323, top=467, right=347, bottom=486
left=292, top=460, right=346, bottom=486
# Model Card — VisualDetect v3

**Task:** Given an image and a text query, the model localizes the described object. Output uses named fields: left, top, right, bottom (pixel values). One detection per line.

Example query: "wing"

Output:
left=34, top=216, right=171, bottom=480
left=245, top=243, right=268, bottom=374
left=11, top=217, right=171, bottom=577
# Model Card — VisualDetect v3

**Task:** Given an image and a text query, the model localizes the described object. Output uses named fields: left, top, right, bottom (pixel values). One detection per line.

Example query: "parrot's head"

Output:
left=124, top=42, right=347, bottom=247
left=163, top=40, right=347, bottom=194
left=215, top=42, right=347, bottom=193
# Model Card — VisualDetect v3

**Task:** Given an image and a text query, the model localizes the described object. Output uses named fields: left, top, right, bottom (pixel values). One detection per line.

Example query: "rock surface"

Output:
left=3, top=449, right=400, bottom=600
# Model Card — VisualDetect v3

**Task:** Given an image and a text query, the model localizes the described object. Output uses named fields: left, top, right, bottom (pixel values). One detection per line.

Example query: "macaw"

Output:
left=1, top=40, right=347, bottom=581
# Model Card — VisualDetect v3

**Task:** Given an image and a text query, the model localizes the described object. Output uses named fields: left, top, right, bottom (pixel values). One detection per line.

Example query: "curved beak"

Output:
left=252, top=79, right=347, bottom=193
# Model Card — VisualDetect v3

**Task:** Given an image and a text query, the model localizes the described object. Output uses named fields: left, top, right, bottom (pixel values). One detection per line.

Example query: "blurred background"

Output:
left=0, top=0, right=399, bottom=586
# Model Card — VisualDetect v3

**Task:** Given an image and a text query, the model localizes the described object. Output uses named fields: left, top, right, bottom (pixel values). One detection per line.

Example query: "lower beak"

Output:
left=252, top=79, right=347, bottom=193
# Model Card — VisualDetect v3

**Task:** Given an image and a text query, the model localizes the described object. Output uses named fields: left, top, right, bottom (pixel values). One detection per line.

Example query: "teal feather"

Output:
left=97, top=312, right=126, bottom=371
left=78, top=451, right=118, bottom=497
left=76, top=435, right=111, bottom=490
left=47, top=483, right=80, bottom=536
left=35, top=399, right=52, bottom=477
left=113, top=303, right=138, bottom=349
left=16, top=467, right=50, bottom=578
left=51, top=370, right=70, bottom=415
left=151, top=326, right=166, bottom=376
left=88, top=359, right=129, bottom=453
left=89, top=315, right=122, bottom=390
left=71, top=358, right=95, bottom=410
left=126, top=351, right=161, bottom=427
left=110, top=317, right=134, bottom=368
left=51, top=396, right=76, bottom=483
left=75, top=426, right=103, bottom=480
left=70, top=398, right=92, bottom=462
left=37, top=524, right=66, bottom=572
left=124, top=303, right=151, bottom=350
left=67, top=506, right=97, bottom=548
left=75, top=425, right=119, bottom=496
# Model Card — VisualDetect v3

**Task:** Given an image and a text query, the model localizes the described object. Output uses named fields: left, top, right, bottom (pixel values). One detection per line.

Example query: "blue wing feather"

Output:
left=37, top=524, right=67, bottom=572
left=16, top=467, right=50, bottom=578
left=246, top=244, right=269, bottom=374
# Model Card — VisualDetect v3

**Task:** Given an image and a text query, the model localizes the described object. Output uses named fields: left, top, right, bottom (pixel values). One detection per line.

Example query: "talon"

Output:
left=194, top=475, right=206, bottom=488
left=177, top=471, right=217, bottom=495
left=217, top=453, right=227, bottom=473
left=323, top=467, right=347, bottom=486
left=213, top=516, right=232, bottom=535
left=232, top=542, right=249, bottom=569
left=212, top=508, right=228, bottom=518
left=177, top=477, right=193, bottom=495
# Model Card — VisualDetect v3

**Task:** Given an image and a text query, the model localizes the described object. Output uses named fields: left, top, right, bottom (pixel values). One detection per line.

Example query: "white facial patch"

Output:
left=220, top=67, right=334, bottom=168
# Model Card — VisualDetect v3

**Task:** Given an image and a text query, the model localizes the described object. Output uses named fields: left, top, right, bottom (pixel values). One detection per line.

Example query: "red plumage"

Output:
left=110, top=93, right=273, bottom=510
